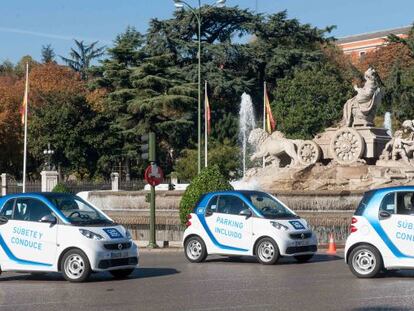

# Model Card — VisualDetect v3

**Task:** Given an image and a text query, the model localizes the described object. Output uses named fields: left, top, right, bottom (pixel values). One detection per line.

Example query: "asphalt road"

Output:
left=1, top=251, right=414, bottom=311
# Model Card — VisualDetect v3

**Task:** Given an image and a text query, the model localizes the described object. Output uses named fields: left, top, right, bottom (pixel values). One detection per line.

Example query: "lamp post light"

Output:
left=43, top=143, right=55, bottom=171
left=173, top=0, right=226, bottom=174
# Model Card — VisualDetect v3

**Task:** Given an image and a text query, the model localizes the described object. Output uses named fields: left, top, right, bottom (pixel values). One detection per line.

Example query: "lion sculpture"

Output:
left=248, top=128, right=302, bottom=167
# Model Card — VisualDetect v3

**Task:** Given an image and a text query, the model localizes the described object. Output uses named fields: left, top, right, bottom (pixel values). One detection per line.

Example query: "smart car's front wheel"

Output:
left=256, top=237, right=279, bottom=265
left=184, top=236, right=207, bottom=263
left=61, top=249, right=91, bottom=282
left=348, top=244, right=383, bottom=278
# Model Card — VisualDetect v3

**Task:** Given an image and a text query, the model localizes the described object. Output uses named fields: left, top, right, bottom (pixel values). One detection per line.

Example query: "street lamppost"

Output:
left=43, top=143, right=55, bottom=171
left=173, top=0, right=226, bottom=174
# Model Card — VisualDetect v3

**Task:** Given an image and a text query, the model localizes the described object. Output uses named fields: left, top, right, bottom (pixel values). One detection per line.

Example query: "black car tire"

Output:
left=255, top=237, right=280, bottom=265
left=348, top=244, right=383, bottom=278
left=61, top=249, right=91, bottom=282
left=184, top=236, right=207, bottom=263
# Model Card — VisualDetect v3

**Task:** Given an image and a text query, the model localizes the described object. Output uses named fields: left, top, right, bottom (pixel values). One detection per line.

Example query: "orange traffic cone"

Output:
left=326, top=233, right=337, bottom=255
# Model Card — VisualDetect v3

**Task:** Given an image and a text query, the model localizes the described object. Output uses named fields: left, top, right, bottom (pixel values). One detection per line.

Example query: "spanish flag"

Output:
left=264, top=83, right=275, bottom=133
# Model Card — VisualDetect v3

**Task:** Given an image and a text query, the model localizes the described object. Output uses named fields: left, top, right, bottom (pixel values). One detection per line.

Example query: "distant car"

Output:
left=183, top=190, right=317, bottom=264
left=0, top=192, right=138, bottom=282
left=346, top=186, right=414, bottom=278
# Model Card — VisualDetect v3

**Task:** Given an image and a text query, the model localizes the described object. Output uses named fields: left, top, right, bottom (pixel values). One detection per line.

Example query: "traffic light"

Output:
left=140, top=132, right=156, bottom=162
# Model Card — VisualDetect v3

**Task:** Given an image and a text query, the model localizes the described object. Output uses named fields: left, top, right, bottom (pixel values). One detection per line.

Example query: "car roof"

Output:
left=205, top=190, right=268, bottom=196
left=371, top=185, right=414, bottom=194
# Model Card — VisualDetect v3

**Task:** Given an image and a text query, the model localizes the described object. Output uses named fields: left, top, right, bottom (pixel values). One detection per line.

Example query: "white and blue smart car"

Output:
left=346, top=186, right=414, bottom=278
left=183, top=190, right=317, bottom=264
left=0, top=192, right=138, bottom=282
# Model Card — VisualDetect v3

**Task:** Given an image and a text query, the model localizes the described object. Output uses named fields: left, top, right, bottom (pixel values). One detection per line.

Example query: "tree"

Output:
left=89, top=27, right=146, bottom=177
left=174, top=139, right=240, bottom=180
left=41, top=44, right=56, bottom=63
left=272, top=63, right=353, bottom=139
left=28, top=93, right=105, bottom=178
left=61, top=39, right=105, bottom=79
left=179, top=165, right=233, bottom=225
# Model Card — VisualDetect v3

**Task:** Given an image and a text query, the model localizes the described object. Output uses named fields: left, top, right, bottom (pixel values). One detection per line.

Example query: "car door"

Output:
left=0, top=197, right=57, bottom=271
left=203, top=194, right=253, bottom=255
left=378, top=191, right=414, bottom=261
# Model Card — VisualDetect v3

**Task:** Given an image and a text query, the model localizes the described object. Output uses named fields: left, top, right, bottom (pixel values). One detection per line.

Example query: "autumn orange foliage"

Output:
left=356, top=42, right=414, bottom=80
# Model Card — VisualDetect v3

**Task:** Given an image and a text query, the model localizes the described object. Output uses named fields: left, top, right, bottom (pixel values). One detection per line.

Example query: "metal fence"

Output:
left=119, top=180, right=146, bottom=191
left=7, top=181, right=42, bottom=194
left=61, top=181, right=112, bottom=194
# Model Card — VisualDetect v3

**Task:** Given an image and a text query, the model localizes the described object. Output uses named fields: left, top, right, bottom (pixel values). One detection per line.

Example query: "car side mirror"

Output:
left=205, top=209, right=213, bottom=217
left=40, top=215, right=57, bottom=224
left=239, top=209, right=252, bottom=219
left=379, top=211, right=391, bottom=219
left=0, top=216, right=8, bottom=225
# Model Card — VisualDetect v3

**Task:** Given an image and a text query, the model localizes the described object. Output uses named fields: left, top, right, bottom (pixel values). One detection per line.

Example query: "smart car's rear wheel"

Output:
left=294, top=254, right=314, bottom=263
left=61, top=249, right=91, bottom=282
left=349, top=245, right=383, bottom=278
left=184, top=236, right=207, bottom=263
left=256, top=238, right=279, bottom=265
left=110, top=268, right=135, bottom=279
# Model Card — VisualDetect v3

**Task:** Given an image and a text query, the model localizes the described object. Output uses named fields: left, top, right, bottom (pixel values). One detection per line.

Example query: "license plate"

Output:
left=111, top=251, right=128, bottom=259
left=293, top=240, right=309, bottom=247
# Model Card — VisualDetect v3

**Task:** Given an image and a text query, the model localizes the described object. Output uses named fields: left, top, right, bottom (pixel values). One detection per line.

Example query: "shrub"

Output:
left=179, top=165, right=233, bottom=225
left=52, top=183, right=71, bottom=193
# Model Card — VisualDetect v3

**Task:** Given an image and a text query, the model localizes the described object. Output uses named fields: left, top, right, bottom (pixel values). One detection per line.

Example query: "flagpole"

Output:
left=263, top=81, right=266, bottom=168
left=204, top=80, right=208, bottom=168
left=22, top=62, right=29, bottom=193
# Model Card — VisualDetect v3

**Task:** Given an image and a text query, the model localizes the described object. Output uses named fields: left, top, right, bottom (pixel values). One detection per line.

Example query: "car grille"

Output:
left=285, top=245, right=317, bottom=254
left=98, top=257, right=138, bottom=269
left=289, top=232, right=312, bottom=240
left=103, top=242, right=132, bottom=250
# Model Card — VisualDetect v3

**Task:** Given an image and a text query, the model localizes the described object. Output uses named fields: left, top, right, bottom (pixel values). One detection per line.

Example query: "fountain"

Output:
left=384, top=111, right=392, bottom=136
left=239, top=92, right=256, bottom=177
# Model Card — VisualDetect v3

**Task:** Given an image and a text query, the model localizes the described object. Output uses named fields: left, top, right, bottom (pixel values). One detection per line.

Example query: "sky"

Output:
left=1, top=0, right=413, bottom=64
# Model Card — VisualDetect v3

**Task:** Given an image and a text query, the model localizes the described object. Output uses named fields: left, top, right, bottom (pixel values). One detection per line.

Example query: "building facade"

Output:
left=337, top=26, right=411, bottom=64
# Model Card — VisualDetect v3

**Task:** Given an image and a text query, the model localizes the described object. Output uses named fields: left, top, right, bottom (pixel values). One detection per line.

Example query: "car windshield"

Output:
left=44, top=193, right=113, bottom=225
left=241, top=191, right=298, bottom=219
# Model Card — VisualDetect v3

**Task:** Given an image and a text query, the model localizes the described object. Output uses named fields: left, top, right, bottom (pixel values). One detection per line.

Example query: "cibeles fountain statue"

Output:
left=244, top=68, right=414, bottom=191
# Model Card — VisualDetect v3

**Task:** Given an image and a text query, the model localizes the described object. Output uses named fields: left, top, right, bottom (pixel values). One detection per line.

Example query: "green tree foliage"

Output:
left=52, top=182, right=70, bottom=193
left=61, top=40, right=105, bottom=79
left=273, top=63, right=353, bottom=139
left=179, top=165, right=233, bottom=225
left=28, top=93, right=106, bottom=178
left=174, top=140, right=240, bottom=180
left=41, top=44, right=56, bottom=63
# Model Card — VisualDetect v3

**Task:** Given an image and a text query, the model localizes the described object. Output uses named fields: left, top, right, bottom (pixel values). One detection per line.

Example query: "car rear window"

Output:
left=354, top=190, right=375, bottom=216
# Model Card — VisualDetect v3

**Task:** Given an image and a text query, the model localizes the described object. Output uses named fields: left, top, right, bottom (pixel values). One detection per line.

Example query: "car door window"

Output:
left=380, top=193, right=396, bottom=214
left=14, top=198, right=53, bottom=222
left=396, top=192, right=414, bottom=215
left=0, top=199, right=15, bottom=219
left=216, top=196, right=248, bottom=215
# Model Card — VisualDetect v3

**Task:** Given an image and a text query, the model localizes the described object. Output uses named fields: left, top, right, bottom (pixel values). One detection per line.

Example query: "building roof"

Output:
left=337, top=26, right=411, bottom=44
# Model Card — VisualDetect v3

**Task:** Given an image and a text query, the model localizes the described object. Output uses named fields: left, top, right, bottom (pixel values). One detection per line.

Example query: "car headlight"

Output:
left=79, top=229, right=104, bottom=240
left=125, top=229, right=132, bottom=240
left=270, top=221, right=288, bottom=231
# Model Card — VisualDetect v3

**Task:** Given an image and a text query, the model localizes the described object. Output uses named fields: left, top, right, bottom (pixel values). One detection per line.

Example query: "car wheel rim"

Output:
left=258, top=241, right=275, bottom=262
left=352, top=249, right=376, bottom=275
left=187, top=240, right=202, bottom=260
left=64, top=254, right=85, bottom=279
